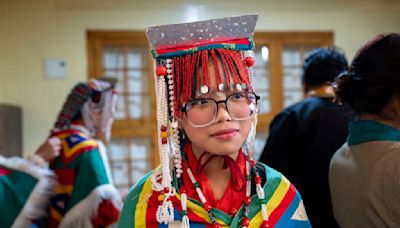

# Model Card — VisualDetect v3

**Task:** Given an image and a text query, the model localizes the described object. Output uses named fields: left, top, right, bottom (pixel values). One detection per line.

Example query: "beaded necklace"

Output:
left=175, top=147, right=270, bottom=228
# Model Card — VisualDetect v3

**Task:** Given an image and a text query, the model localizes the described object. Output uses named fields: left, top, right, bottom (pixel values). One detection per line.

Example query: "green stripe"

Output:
left=67, top=149, right=110, bottom=209
left=116, top=170, right=153, bottom=228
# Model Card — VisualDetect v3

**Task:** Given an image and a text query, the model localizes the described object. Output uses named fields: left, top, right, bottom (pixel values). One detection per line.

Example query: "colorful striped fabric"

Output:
left=48, top=128, right=111, bottom=227
left=117, top=163, right=311, bottom=228
left=151, top=38, right=254, bottom=59
left=52, top=129, right=98, bottom=164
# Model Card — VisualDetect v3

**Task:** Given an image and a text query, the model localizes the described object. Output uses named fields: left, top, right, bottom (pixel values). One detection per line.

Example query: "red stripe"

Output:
left=48, top=216, right=59, bottom=228
left=146, top=192, right=211, bottom=226
left=0, top=166, right=11, bottom=176
left=146, top=190, right=159, bottom=227
left=170, top=195, right=183, bottom=211
left=54, top=169, right=76, bottom=185
left=156, top=38, right=250, bottom=55
left=51, top=129, right=80, bottom=137
left=268, top=184, right=297, bottom=226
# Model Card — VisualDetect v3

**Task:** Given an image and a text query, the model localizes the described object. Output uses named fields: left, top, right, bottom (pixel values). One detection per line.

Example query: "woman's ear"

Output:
left=380, top=93, right=400, bottom=121
left=390, top=93, right=400, bottom=119
left=176, top=116, right=184, bottom=128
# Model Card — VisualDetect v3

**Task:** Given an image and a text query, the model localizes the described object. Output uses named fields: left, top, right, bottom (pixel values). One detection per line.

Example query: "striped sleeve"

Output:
left=116, top=171, right=153, bottom=228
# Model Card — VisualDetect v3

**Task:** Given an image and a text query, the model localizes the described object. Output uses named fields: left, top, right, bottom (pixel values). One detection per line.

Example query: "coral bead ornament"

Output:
left=260, top=220, right=270, bottom=228
left=245, top=57, right=255, bottom=67
left=156, top=66, right=167, bottom=76
left=241, top=217, right=250, bottom=227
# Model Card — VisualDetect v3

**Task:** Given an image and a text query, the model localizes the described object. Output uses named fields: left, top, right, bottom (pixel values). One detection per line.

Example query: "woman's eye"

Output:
left=232, top=93, right=245, bottom=99
left=193, top=99, right=210, bottom=105
left=188, top=99, right=211, bottom=109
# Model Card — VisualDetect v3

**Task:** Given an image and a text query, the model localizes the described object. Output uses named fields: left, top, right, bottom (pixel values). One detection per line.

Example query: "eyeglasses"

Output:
left=181, top=92, right=260, bottom=127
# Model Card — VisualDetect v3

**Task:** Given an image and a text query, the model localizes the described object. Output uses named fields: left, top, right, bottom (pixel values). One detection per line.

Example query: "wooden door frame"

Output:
left=87, top=30, right=159, bottom=167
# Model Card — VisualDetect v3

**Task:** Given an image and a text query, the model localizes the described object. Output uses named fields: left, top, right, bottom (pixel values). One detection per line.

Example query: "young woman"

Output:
left=330, top=33, right=400, bottom=227
left=117, top=15, right=311, bottom=228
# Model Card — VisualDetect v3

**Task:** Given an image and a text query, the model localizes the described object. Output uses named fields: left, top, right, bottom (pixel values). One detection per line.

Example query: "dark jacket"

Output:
left=259, top=96, right=354, bottom=228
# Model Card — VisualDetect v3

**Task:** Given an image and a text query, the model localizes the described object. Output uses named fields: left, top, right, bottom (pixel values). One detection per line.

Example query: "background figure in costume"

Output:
left=330, top=33, right=400, bottom=227
left=117, top=15, right=311, bottom=228
left=0, top=148, right=57, bottom=228
left=36, top=79, right=122, bottom=228
left=259, top=48, right=353, bottom=227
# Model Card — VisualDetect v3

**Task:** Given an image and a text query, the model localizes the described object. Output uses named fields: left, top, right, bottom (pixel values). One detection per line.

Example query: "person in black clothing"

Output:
left=259, top=47, right=354, bottom=228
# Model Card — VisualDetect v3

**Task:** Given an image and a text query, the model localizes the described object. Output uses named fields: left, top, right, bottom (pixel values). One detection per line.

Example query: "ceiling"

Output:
left=52, top=0, right=400, bottom=11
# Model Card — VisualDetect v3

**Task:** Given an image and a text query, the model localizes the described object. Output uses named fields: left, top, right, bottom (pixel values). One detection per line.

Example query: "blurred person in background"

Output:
left=260, top=47, right=354, bottom=227
left=330, top=33, right=400, bottom=227
left=36, top=79, right=122, bottom=228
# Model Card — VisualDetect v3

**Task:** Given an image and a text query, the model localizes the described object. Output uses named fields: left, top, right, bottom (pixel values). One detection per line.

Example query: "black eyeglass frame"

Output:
left=180, top=92, right=260, bottom=127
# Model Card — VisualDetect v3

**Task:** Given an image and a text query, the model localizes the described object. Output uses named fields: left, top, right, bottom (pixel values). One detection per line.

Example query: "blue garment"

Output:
left=347, top=120, right=400, bottom=145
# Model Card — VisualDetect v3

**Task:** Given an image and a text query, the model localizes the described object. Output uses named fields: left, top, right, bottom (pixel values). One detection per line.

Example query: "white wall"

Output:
left=0, top=0, right=399, bottom=155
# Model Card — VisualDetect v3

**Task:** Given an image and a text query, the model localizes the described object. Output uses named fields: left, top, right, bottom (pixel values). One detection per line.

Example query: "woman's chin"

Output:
left=205, top=143, right=242, bottom=156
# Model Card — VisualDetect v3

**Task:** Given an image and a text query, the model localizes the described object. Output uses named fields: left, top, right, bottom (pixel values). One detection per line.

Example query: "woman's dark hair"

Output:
left=335, top=33, right=400, bottom=115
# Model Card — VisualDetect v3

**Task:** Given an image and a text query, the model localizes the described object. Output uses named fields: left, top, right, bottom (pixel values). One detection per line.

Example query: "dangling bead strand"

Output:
left=164, top=58, right=190, bottom=227
left=251, top=159, right=269, bottom=227
left=241, top=152, right=252, bottom=228
left=154, top=60, right=174, bottom=224
left=166, top=58, right=183, bottom=179
left=186, top=167, right=220, bottom=226
left=158, top=76, right=171, bottom=188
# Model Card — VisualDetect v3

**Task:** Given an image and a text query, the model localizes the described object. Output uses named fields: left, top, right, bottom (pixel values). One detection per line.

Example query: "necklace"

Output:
left=177, top=150, right=270, bottom=228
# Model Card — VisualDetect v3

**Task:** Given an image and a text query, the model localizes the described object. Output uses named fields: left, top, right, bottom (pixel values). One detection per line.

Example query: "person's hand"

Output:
left=35, top=137, right=61, bottom=162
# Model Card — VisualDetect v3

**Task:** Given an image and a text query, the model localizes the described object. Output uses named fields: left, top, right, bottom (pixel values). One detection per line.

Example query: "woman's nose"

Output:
left=215, top=102, right=232, bottom=123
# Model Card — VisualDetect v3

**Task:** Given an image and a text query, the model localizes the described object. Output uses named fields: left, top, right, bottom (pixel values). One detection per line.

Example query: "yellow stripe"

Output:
left=57, top=132, right=71, bottom=139
left=249, top=175, right=291, bottom=227
left=50, top=208, right=63, bottom=222
left=175, top=193, right=228, bottom=226
left=62, top=139, right=98, bottom=158
left=135, top=177, right=153, bottom=228
left=55, top=184, right=73, bottom=194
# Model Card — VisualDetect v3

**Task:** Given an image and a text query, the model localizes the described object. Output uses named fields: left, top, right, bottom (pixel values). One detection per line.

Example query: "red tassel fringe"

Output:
left=170, top=49, right=250, bottom=119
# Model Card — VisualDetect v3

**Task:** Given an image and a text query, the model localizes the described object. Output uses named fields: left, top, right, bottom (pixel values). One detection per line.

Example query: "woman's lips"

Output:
left=210, top=129, right=239, bottom=139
